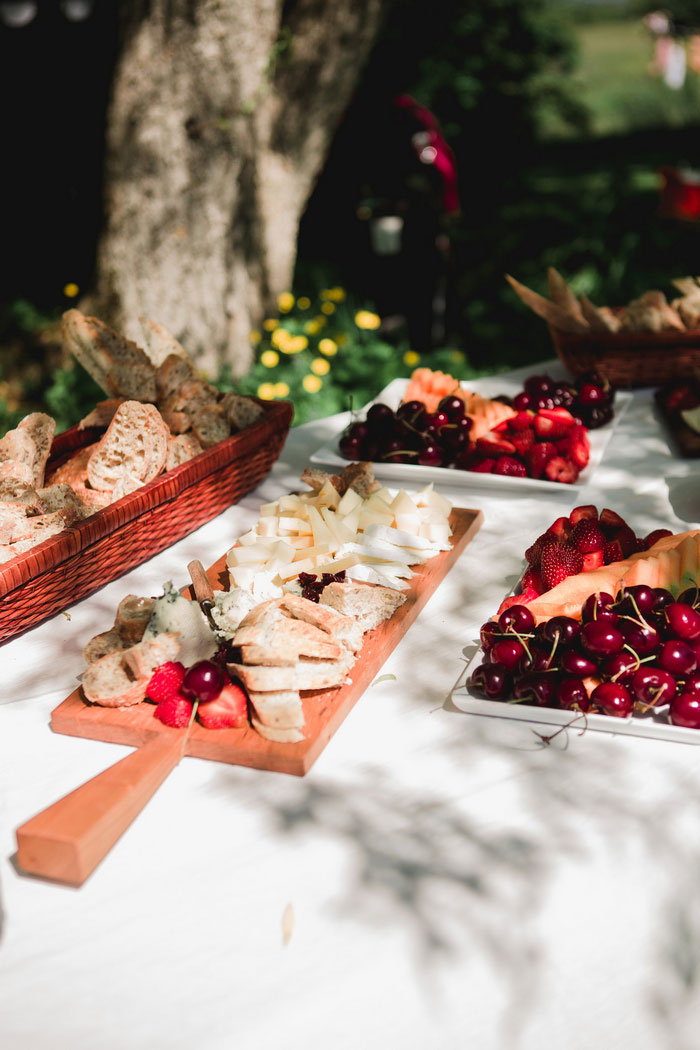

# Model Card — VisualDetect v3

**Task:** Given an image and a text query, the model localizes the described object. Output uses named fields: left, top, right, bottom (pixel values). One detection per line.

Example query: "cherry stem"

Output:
left=534, top=708, right=589, bottom=745
left=179, top=699, right=200, bottom=760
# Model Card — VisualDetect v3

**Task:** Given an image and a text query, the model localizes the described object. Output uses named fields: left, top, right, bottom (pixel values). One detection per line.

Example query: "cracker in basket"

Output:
left=547, top=267, right=586, bottom=326
left=505, top=274, right=589, bottom=334
left=579, top=294, right=621, bottom=333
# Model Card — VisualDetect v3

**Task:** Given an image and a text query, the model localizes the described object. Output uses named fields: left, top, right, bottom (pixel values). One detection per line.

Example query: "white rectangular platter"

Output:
left=310, top=375, right=631, bottom=493
left=452, top=640, right=700, bottom=745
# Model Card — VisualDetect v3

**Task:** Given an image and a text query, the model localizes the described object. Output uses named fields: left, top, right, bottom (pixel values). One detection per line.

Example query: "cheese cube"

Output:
left=391, top=490, right=418, bottom=516
left=306, top=505, right=334, bottom=547
left=278, top=494, right=303, bottom=512
left=259, top=501, right=280, bottom=517
left=337, top=488, right=362, bottom=515
left=277, top=516, right=313, bottom=535
left=257, top=516, right=282, bottom=538
left=227, top=543, right=272, bottom=567
left=271, top=540, right=296, bottom=565
left=237, top=529, right=260, bottom=546
left=228, top=565, right=259, bottom=590
left=315, top=480, right=341, bottom=510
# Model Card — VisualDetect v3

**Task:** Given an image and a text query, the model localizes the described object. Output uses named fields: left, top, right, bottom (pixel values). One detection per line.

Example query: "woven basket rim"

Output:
left=549, top=322, right=700, bottom=353
left=0, top=397, right=292, bottom=599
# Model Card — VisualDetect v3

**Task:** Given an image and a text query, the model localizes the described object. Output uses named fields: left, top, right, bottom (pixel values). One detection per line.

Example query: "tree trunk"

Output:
left=92, top=0, right=391, bottom=377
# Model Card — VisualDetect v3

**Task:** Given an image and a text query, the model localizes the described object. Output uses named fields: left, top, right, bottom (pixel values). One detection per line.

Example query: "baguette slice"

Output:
left=87, top=401, right=168, bottom=491
left=122, top=632, right=181, bottom=680
left=228, top=662, right=296, bottom=692
left=17, top=412, right=56, bottom=488
left=62, top=309, right=157, bottom=401
left=78, top=399, right=127, bottom=430
left=280, top=593, right=364, bottom=652
left=80, top=634, right=180, bottom=708
left=138, top=318, right=192, bottom=367
left=319, top=581, right=407, bottom=632
left=219, top=391, right=265, bottom=431
left=83, top=628, right=127, bottom=666
left=37, top=483, right=90, bottom=523
left=165, top=433, right=203, bottom=471
left=250, top=715, right=305, bottom=743
left=155, top=353, right=198, bottom=402
left=247, top=689, right=304, bottom=730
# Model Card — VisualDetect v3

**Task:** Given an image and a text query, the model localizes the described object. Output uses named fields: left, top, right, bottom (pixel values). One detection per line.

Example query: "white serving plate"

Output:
left=310, top=375, right=631, bottom=492
left=452, top=638, right=700, bottom=745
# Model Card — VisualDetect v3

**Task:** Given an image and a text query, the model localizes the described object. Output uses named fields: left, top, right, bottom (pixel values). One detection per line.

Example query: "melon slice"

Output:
left=401, top=368, right=516, bottom=436
left=523, top=529, right=700, bottom=624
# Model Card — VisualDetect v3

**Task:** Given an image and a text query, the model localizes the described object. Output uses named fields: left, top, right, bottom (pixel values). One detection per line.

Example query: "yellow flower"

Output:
left=304, top=319, right=321, bottom=336
left=260, top=349, right=279, bottom=367
left=311, top=357, right=330, bottom=376
left=450, top=350, right=465, bottom=363
left=403, top=350, right=421, bottom=367
left=271, top=328, right=290, bottom=350
left=279, top=334, right=308, bottom=355
left=297, top=296, right=311, bottom=310
left=321, top=301, right=336, bottom=315
left=302, top=374, right=322, bottom=393
left=263, top=318, right=279, bottom=331
left=318, top=338, right=337, bottom=357
left=249, top=329, right=262, bottom=345
left=257, top=382, right=276, bottom=400
left=328, top=286, right=346, bottom=302
left=273, top=381, right=290, bottom=398
left=277, top=292, right=295, bottom=313
left=63, top=282, right=79, bottom=298
left=355, top=310, right=381, bottom=330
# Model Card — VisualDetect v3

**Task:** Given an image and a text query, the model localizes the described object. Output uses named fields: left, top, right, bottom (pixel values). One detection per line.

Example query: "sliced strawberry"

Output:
left=154, top=694, right=194, bottom=728
left=493, top=455, right=527, bottom=477
left=497, top=586, right=540, bottom=614
left=146, top=661, right=187, bottom=704
left=525, top=441, right=557, bottom=479
left=525, top=533, right=550, bottom=566
left=538, top=407, right=577, bottom=428
left=508, top=411, right=535, bottom=432
left=603, top=538, right=624, bottom=564
left=544, top=456, right=579, bottom=484
left=560, top=544, right=584, bottom=576
left=548, top=515, right=573, bottom=541
left=582, top=550, right=604, bottom=571
left=476, top=433, right=516, bottom=456
left=198, top=681, right=248, bottom=729
left=569, top=518, right=605, bottom=554
left=569, top=504, right=598, bottom=526
left=614, top=524, right=638, bottom=557
left=521, top=566, right=544, bottom=594
left=644, top=528, right=673, bottom=549
left=567, top=425, right=590, bottom=469
left=533, top=415, right=559, bottom=439
left=510, top=429, right=535, bottom=456
left=599, top=508, right=627, bottom=532
left=540, top=541, right=581, bottom=590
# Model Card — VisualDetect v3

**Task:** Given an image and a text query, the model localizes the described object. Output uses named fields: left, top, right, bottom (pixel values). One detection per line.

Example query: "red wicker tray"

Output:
left=549, top=323, right=700, bottom=387
left=0, top=398, right=293, bottom=644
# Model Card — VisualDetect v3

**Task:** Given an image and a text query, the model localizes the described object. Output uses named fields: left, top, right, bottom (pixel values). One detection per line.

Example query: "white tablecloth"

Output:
left=2, top=360, right=700, bottom=1050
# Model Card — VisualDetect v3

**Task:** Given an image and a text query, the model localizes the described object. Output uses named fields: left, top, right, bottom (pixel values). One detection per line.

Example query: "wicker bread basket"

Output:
left=0, top=397, right=293, bottom=643
left=549, top=323, right=700, bottom=387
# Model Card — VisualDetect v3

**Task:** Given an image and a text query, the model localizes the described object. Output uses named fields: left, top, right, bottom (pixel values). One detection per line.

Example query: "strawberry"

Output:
left=582, top=550, right=604, bottom=571
left=198, top=681, right=248, bottom=729
left=521, top=566, right=544, bottom=594
left=548, top=515, right=573, bottom=541
left=538, top=407, right=577, bottom=428
left=469, top=456, right=496, bottom=473
left=569, top=505, right=598, bottom=525
left=614, top=524, right=638, bottom=557
left=569, top=518, right=605, bottom=554
left=476, top=433, right=516, bottom=456
left=544, top=456, right=579, bottom=484
left=146, top=661, right=187, bottom=704
left=154, top=694, right=194, bottom=728
left=525, top=441, right=557, bottom=479
left=493, top=455, right=527, bottom=477
left=525, top=533, right=550, bottom=565
left=497, top=586, right=540, bottom=615
left=599, top=508, right=627, bottom=532
left=567, top=425, right=590, bottom=469
left=493, top=419, right=510, bottom=432
left=603, top=538, right=624, bottom=564
left=510, top=428, right=535, bottom=456
left=644, top=528, right=673, bottom=549
left=540, top=541, right=581, bottom=590
left=508, top=411, right=535, bottom=432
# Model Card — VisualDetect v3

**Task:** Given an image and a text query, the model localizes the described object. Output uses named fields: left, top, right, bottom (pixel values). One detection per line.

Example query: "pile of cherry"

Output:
left=337, top=370, right=616, bottom=484
left=470, top=586, right=700, bottom=729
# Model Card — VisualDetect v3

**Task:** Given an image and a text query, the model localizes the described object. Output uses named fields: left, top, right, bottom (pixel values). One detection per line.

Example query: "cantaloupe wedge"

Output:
left=401, top=368, right=515, bottom=437
left=523, top=529, right=700, bottom=623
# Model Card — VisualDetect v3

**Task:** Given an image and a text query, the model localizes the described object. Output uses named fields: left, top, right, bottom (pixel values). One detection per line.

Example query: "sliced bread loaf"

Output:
left=319, top=581, right=407, bottom=632
left=17, top=412, right=56, bottom=487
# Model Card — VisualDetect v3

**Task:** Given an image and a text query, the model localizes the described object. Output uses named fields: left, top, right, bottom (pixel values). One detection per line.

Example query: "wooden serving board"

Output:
left=50, top=508, right=483, bottom=778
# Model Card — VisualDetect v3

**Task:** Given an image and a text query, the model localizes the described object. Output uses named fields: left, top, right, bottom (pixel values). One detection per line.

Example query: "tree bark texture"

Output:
left=93, top=0, right=390, bottom=376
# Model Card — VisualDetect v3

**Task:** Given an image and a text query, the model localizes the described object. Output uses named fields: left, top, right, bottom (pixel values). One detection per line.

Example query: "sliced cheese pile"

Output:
left=226, top=479, right=453, bottom=595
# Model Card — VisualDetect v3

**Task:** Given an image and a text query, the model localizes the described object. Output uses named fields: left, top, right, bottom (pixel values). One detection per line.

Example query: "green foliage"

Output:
left=43, top=362, right=105, bottom=434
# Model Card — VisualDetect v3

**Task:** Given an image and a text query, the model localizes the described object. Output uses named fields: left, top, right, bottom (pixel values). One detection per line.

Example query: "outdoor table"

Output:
left=2, top=359, right=700, bottom=1050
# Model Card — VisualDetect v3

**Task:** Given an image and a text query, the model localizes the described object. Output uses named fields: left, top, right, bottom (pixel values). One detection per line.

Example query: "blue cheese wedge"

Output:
left=142, top=581, right=218, bottom=665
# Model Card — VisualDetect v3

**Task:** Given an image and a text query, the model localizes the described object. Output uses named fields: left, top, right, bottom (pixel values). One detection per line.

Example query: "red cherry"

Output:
left=561, top=649, right=597, bottom=677
left=581, top=592, right=616, bottom=623
left=498, top=604, right=535, bottom=634
left=182, top=660, right=224, bottom=703
left=630, top=666, right=676, bottom=708
left=470, top=662, right=511, bottom=699
left=513, top=672, right=557, bottom=707
left=480, top=621, right=499, bottom=651
left=491, top=639, right=526, bottom=671
left=659, top=639, right=697, bottom=677
left=665, top=603, right=700, bottom=641
left=438, top=395, right=466, bottom=422
left=669, top=691, right=700, bottom=729
left=581, top=620, right=624, bottom=656
left=601, top=651, right=640, bottom=684
left=591, top=681, right=633, bottom=717
left=557, top=678, right=590, bottom=712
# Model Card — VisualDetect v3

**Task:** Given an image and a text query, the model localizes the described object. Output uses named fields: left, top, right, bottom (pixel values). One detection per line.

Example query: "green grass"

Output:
left=543, top=18, right=700, bottom=138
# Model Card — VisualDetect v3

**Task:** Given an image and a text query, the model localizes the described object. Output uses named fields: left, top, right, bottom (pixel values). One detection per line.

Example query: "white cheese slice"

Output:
left=345, top=563, right=410, bottom=590
left=364, top=523, right=435, bottom=550
left=336, top=540, right=416, bottom=566
left=337, top=488, right=362, bottom=515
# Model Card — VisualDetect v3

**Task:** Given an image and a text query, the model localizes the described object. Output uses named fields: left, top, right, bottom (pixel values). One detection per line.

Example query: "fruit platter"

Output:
left=311, top=365, right=630, bottom=491
left=453, top=504, right=700, bottom=743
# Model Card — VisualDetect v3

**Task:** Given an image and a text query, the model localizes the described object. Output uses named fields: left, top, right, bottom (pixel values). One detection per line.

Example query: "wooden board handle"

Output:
left=187, top=559, right=214, bottom=603
left=16, top=733, right=184, bottom=886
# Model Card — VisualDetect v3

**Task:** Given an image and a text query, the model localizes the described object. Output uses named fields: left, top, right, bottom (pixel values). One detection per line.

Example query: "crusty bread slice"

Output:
left=122, top=632, right=181, bottom=680
left=250, top=715, right=305, bottom=743
left=78, top=399, right=127, bottom=430
left=295, top=650, right=355, bottom=690
left=155, top=353, right=198, bottom=403
left=248, top=689, right=304, bottom=730
left=81, top=649, right=148, bottom=708
left=227, top=662, right=296, bottom=693
left=37, top=483, right=90, bottom=523
left=0, top=500, right=29, bottom=531
left=239, top=644, right=298, bottom=667
left=62, top=309, right=157, bottom=401
left=219, top=392, right=265, bottom=432
left=86, top=401, right=168, bottom=491
left=17, top=412, right=56, bottom=488
left=0, top=463, right=43, bottom=512
left=236, top=598, right=287, bottom=629
left=83, top=628, right=127, bottom=665
left=115, top=594, right=156, bottom=644
left=189, top=403, right=230, bottom=449
left=165, top=433, right=203, bottom=471
left=0, top=544, right=16, bottom=564
left=9, top=511, right=67, bottom=545
left=234, top=617, right=344, bottom=660
left=0, top=429, right=36, bottom=473
left=319, top=581, right=407, bottom=632
left=138, top=318, right=192, bottom=367
left=280, top=593, right=364, bottom=652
